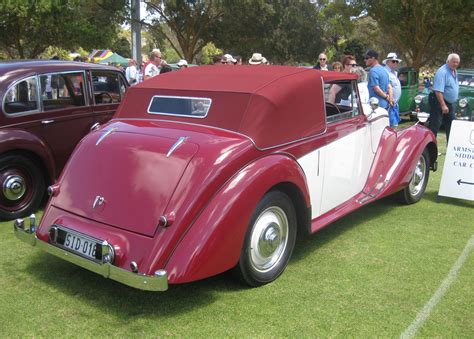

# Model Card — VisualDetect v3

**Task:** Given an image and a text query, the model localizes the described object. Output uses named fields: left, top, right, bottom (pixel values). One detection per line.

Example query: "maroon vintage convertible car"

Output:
left=0, top=61, right=128, bottom=220
left=15, top=66, right=437, bottom=291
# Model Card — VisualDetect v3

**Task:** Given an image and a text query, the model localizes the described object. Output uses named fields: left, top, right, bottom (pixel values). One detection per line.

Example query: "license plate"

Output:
left=63, top=232, right=98, bottom=260
left=51, top=226, right=102, bottom=262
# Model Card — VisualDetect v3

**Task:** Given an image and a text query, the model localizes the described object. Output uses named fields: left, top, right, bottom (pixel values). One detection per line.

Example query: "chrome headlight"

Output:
left=414, top=95, right=423, bottom=105
left=369, top=97, right=379, bottom=110
left=459, top=98, right=468, bottom=108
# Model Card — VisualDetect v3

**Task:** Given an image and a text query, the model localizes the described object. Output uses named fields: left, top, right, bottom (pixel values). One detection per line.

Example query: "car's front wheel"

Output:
left=398, top=149, right=430, bottom=204
left=236, top=190, right=297, bottom=287
left=0, top=154, right=45, bottom=220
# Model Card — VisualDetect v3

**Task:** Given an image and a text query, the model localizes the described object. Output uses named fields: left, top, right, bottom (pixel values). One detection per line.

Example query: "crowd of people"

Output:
left=100, top=46, right=462, bottom=143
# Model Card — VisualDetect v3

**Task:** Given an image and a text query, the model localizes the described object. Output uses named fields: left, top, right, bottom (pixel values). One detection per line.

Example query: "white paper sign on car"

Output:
left=438, top=120, right=474, bottom=201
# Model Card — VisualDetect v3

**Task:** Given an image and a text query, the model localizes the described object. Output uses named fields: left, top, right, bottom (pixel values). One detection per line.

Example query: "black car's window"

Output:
left=40, top=72, right=86, bottom=111
left=147, top=96, right=212, bottom=118
left=3, top=77, right=39, bottom=114
left=459, top=74, right=474, bottom=86
left=324, top=80, right=360, bottom=123
left=91, top=71, right=125, bottom=105
left=398, top=71, right=417, bottom=86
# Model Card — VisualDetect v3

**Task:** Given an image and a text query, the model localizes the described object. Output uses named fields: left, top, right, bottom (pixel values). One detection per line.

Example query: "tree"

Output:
left=144, top=0, right=223, bottom=63
left=112, top=37, right=132, bottom=58
left=210, top=0, right=326, bottom=64
left=360, top=0, right=473, bottom=68
left=0, top=0, right=126, bottom=59
left=315, top=0, right=363, bottom=58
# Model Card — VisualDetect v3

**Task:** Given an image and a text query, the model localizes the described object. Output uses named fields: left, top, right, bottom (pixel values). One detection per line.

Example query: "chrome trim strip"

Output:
left=95, top=127, right=117, bottom=146
left=13, top=223, right=168, bottom=292
left=166, top=136, right=188, bottom=157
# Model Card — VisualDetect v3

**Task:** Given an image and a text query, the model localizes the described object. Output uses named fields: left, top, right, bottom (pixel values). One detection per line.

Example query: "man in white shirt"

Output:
left=125, top=59, right=138, bottom=85
left=144, top=50, right=162, bottom=80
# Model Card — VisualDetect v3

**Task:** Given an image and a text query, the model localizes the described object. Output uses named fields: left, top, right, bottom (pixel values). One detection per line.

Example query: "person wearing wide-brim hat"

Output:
left=383, top=52, right=402, bottom=65
left=248, top=53, right=268, bottom=65
left=383, top=52, right=403, bottom=127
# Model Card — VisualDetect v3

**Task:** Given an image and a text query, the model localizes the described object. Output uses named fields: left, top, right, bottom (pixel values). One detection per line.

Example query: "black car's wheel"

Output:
left=236, top=190, right=297, bottom=287
left=398, top=149, right=430, bottom=204
left=0, top=154, right=45, bottom=220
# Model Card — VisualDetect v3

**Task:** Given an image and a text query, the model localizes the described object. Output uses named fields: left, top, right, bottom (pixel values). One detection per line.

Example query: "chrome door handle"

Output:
left=41, top=120, right=54, bottom=124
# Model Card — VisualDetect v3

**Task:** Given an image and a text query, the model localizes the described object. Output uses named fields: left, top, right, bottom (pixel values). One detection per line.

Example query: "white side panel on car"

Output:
left=298, top=126, right=374, bottom=219
left=297, top=149, right=324, bottom=217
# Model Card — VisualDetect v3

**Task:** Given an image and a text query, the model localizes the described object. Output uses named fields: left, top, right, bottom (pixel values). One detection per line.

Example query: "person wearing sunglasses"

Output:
left=313, top=53, right=331, bottom=71
left=328, top=55, right=357, bottom=104
left=364, top=49, right=391, bottom=110
left=383, top=52, right=403, bottom=127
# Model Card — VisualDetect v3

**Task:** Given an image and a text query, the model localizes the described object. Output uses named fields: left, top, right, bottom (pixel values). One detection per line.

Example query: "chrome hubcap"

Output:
left=249, top=206, right=288, bottom=272
left=3, top=175, right=26, bottom=201
left=409, top=156, right=426, bottom=196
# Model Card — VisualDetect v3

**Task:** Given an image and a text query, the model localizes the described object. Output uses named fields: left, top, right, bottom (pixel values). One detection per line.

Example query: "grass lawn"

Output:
left=0, top=131, right=472, bottom=337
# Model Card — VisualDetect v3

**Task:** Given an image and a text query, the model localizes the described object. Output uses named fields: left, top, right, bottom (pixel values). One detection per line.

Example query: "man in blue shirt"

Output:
left=364, top=49, right=391, bottom=110
left=429, top=53, right=460, bottom=143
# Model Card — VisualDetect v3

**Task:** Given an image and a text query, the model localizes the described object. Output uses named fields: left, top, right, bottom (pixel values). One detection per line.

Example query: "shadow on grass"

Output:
left=423, top=190, right=474, bottom=208
left=22, top=194, right=432, bottom=319
left=26, top=253, right=245, bottom=320
left=291, top=196, right=401, bottom=262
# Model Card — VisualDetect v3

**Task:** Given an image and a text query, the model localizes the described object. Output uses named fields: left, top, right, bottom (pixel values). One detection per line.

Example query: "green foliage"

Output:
left=111, top=37, right=131, bottom=58
left=360, top=0, right=473, bottom=68
left=144, top=0, right=221, bottom=63
left=210, top=0, right=326, bottom=64
left=39, top=46, right=72, bottom=60
left=200, top=42, right=222, bottom=65
left=0, top=0, right=127, bottom=59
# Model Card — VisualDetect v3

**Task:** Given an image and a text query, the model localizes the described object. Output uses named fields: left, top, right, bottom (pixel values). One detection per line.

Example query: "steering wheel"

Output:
left=325, top=102, right=341, bottom=116
left=99, top=92, right=113, bottom=103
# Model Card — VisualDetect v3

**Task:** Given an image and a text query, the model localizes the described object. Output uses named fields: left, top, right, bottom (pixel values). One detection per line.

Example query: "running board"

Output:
left=357, top=174, right=388, bottom=204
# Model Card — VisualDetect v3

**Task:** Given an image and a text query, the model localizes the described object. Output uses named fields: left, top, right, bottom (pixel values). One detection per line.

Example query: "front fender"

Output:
left=366, top=124, right=437, bottom=198
left=0, top=129, right=56, bottom=181
left=164, top=154, right=310, bottom=284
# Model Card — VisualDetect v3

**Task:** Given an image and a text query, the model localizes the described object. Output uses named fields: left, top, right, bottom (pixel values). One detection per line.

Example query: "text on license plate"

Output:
left=63, top=232, right=98, bottom=260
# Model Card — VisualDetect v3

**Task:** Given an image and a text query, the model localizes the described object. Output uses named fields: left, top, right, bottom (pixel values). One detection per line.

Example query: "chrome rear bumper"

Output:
left=14, top=218, right=168, bottom=291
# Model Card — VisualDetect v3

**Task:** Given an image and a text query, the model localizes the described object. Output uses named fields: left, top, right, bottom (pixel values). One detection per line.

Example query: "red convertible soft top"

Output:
left=116, top=66, right=357, bottom=148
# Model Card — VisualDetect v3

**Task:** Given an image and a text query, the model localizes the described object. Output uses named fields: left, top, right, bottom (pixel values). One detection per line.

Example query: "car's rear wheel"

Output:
left=398, top=149, right=430, bottom=204
left=236, top=190, right=297, bottom=287
left=0, top=154, right=45, bottom=220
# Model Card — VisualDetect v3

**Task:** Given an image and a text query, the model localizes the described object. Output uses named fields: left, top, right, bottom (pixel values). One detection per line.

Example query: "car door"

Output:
left=3, top=72, right=94, bottom=174
left=35, top=71, right=94, bottom=173
left=90, top=70, right=127, bottom=125
left=309, top=80, right=375, bottom=217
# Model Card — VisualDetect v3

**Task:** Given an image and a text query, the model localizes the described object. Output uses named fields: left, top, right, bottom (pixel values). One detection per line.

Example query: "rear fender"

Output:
left=163, top=154, right=310, bottom=284
left=0, top=129, right=55, bottom=181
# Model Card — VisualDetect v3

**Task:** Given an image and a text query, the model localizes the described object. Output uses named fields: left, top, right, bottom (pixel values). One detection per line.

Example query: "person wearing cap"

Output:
left=223, top=53, right=237, bottom=65
left=429, top=53, right=460, bottom=143
left=364, top=49, right=391, bottom=110
left=249, top=53, right=268, bottom=65
left=383, top=52, right=402, bottom=126
left=177, top=59, right=188, bottom=69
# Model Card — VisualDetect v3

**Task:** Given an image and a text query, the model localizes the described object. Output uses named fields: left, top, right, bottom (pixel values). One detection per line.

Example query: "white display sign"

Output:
left=438, top=120, right=474, bottom=201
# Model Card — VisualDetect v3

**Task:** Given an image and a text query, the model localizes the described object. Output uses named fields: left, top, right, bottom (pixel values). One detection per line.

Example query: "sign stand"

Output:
left=437, top=120, right=474, bottom=202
